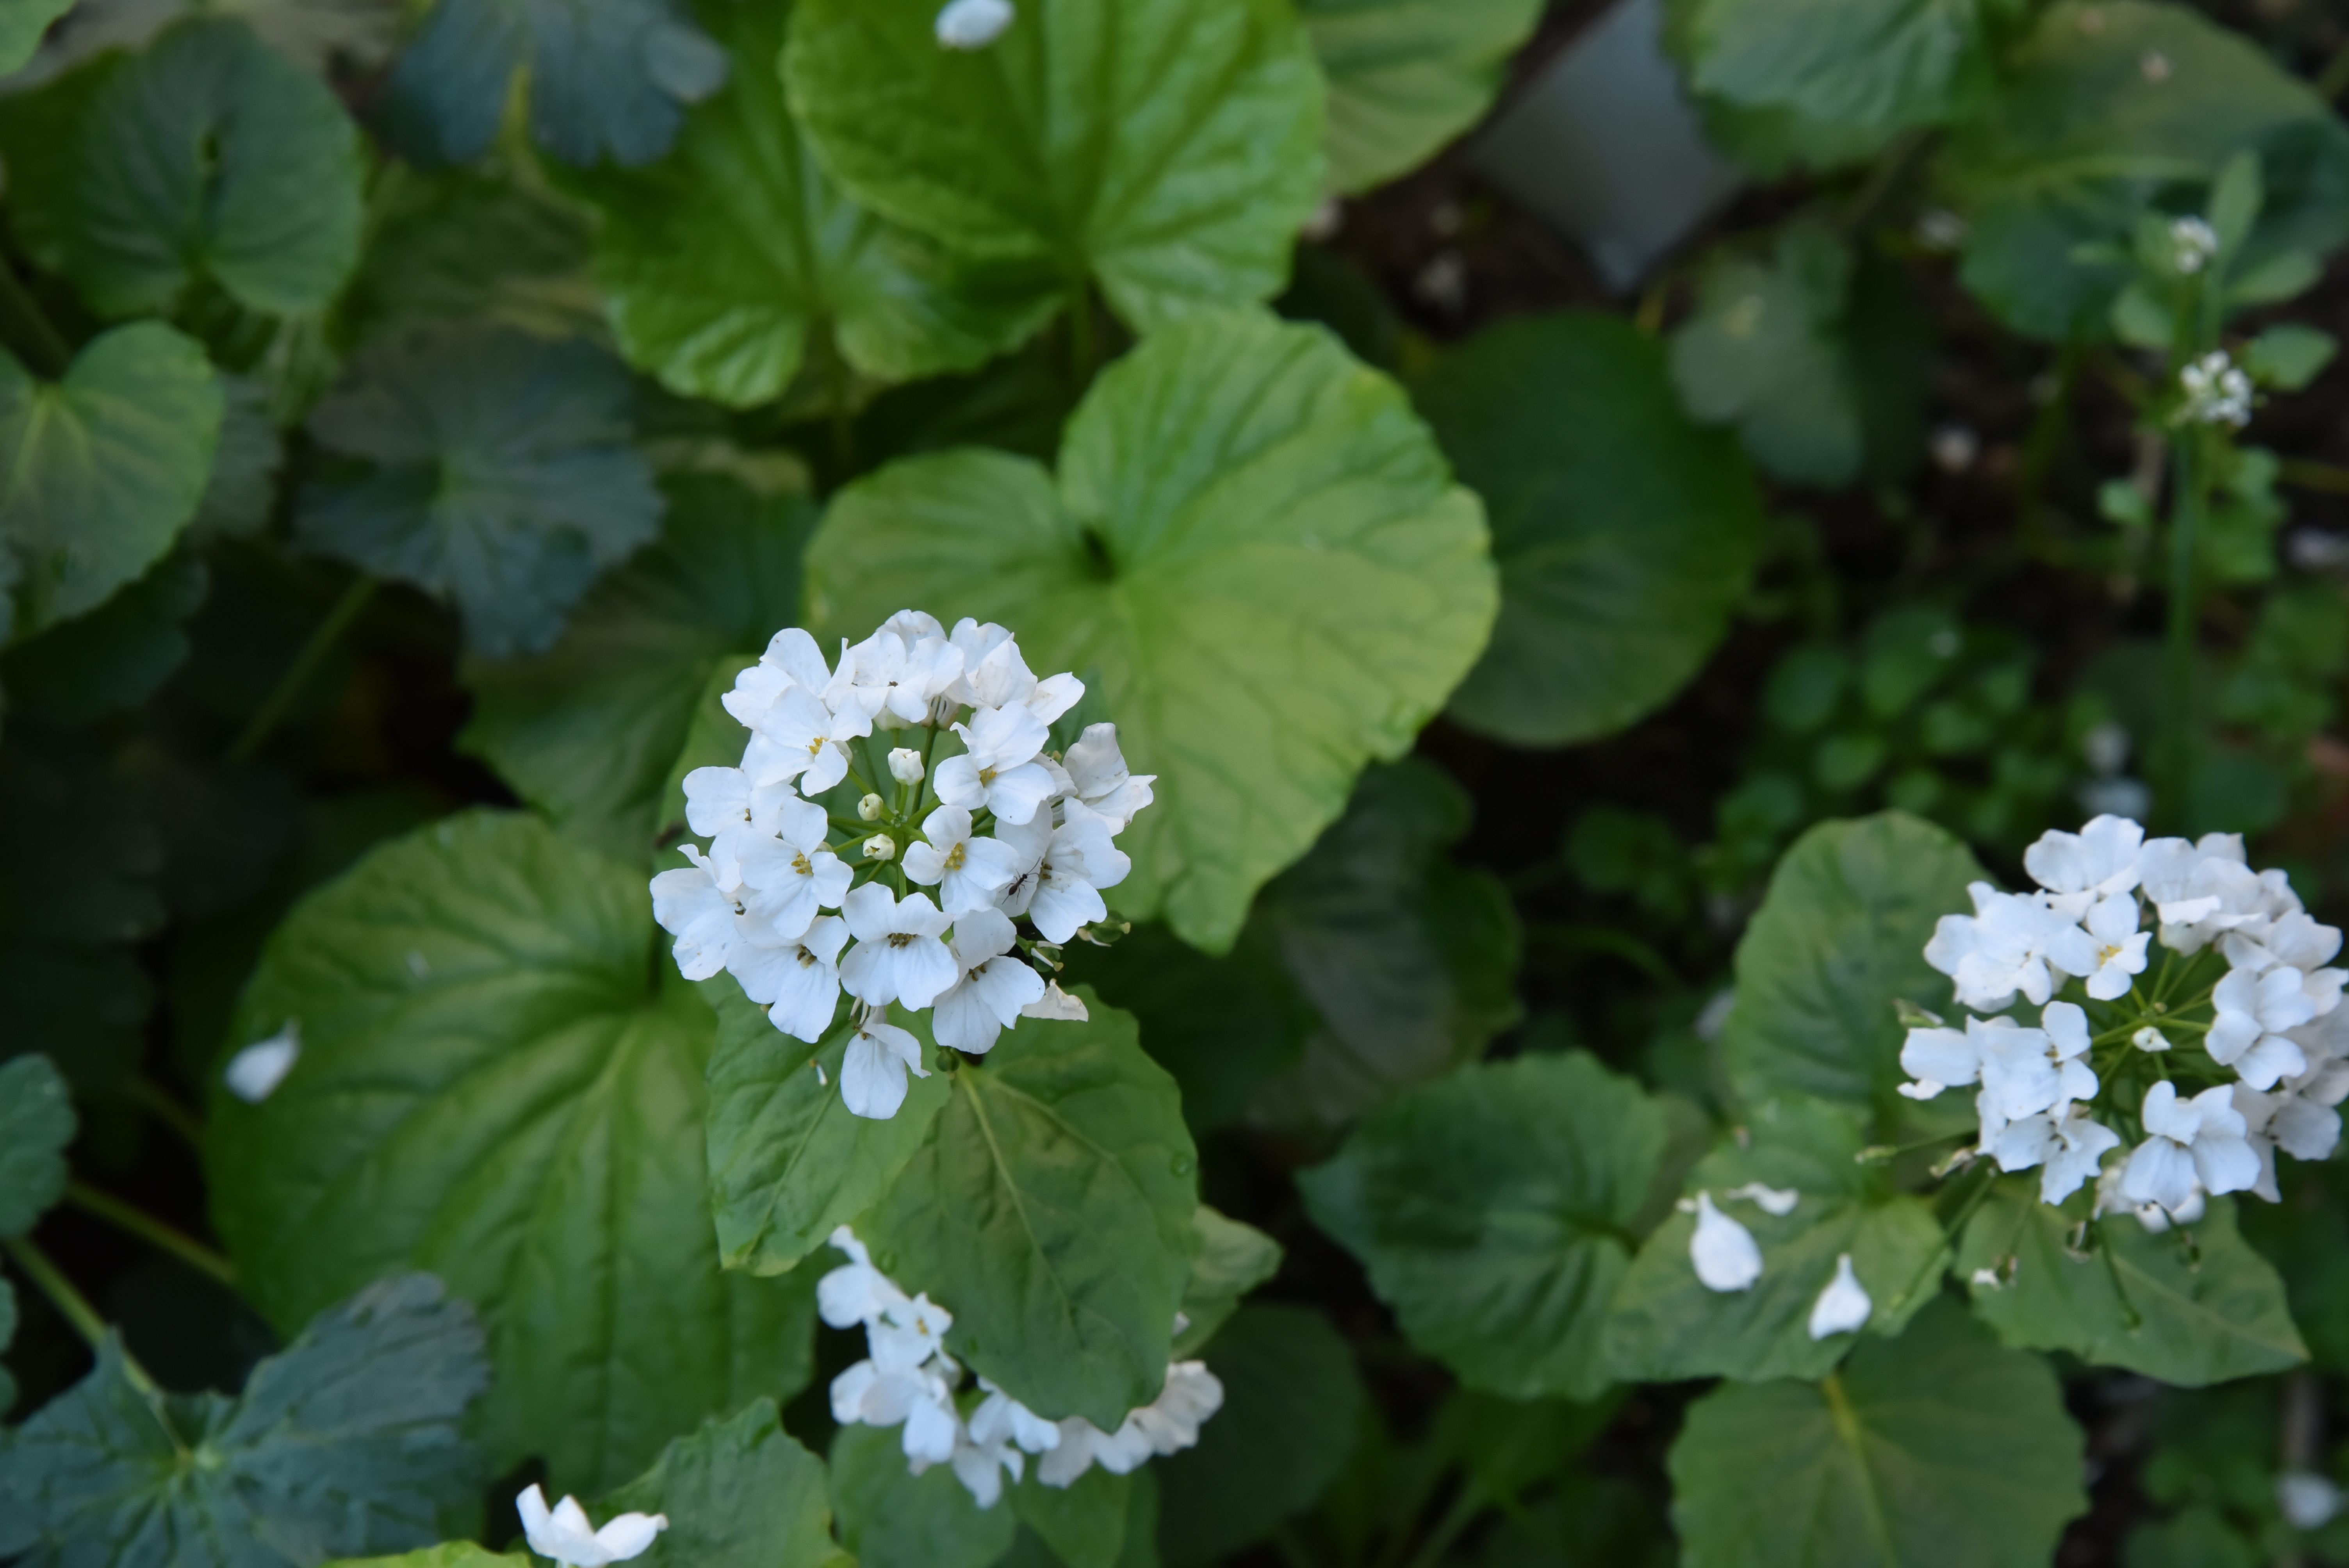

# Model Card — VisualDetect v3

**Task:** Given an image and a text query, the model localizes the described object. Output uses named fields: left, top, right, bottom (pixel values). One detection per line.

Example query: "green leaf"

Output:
left=459, top=475, right=814, bottom=859
left=806, top=309, right=1497, bottom=951
left=52, top=17, right=364, bottom=317
left=1172, top=1206, right=1282, bottom=1358
left=1957, top=1181, right=2306, bottom=1386
left=865, top=993, right=1197, bottom=1427
left=2, top=552, right=209, bottom=725
left=326, top=1548, right=528, bottom=1568
left=1157, top=1304, right=1366, bottom=1567
left=0, top=0, right=71, bottom=74
left=296, top=328, right=666, bottom=659
left=2242, top=324, right=2337, bottom=391
left=0, top=1276, right=17, bottom=1415
left=0, top=1275, right=491, bottom=1564
left=1605, top=1097, right=1945, bottom=1383
left=563, top=0, right=1056, bottom=408
left=1670, top=225, right=1862, bottom=486
left=1298, top=1051, right=1664, bottom=1401
left=190, top=376, right=284, bottom=541
left=1297, top=0, right=1544, bottom=195
left=1939, top=1, right=2349, bottom=339
left=1680, top=0, right=1993, bottom=135
left=346, top=168, right=602, bottom=344
left=1718, top=813, right=1987, bottom=1131
left=1417, top=313, right=1765, bottom=747
left=1012, top=1468, right=1134, bottom=1568
left=831, top=1422, right=1018, bottom=1568
left=205, top=811, right=817, bottom=1491
left=0, top=321, right=222, bottom=642
left=602, top=1399, right=843, bottom=1568
left=704, top=976, right=951, bottom=1276
left=381, top=0, right=728, bottom=169
left=784, top=0, right=1326, bottom=331
left=0, top=1053, right=73, bottom=1236
left=1666, top=1301, right=2087, bottom=1568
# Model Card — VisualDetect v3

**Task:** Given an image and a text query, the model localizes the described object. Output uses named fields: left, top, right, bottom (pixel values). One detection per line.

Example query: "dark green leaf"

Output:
left=831, top=1423, right=1018, bottom=1568
left=1669, top=225, right=1861, bottom=486
left=1417, top=313, right=1765, bottom=747
left=0, top=1275, right=18, bottom=1415
left=784, top=0, right=1326, bottom=331
left=345, top=169, right=602, bottom=344
left=55, top=17, right=364, bottom=317
left=1297, top=0, right=1545, bottom=194
left=459, top=475, right=814, bottom=858
left=191, top=376, right=285, bottom=540
left=1667, top=1301, right=2088, bottom=1568
left=1679, top=0, right=1993, bottom=137
left=1, top=553, right=209, bottom=725
left=866, top=994, right=1197, bottom=1428
left=1158, top=1305, right=1365, bottom=1567
left=0, top=321, right=222, bottom=641
left=381, top=0, right=728, bottom=169
left=1299, top=1051, right=1664, bottom=1401
left=1172, top=1207, right=1282, bottom=1358
left=0, top=1053, right=73, bottom=1236
left=0, top=1274, right=490, bottom=1566
left=206, top=811, right=817, bottom=1491
left=564, top=0, right=1057, bottom=408
left=1957, top=1182, right=2306, bottom=1386
left=296, top=328, right=665, bottom=659
left=704, top=976, right=950, bottom=1276
left=1606, top=1097, right=1944, bottom=1383
left=602, top=1399, right=843, bottom=1568
left=1012, top=1468, right=1133, bottom=1568
left=1718, top=813, right=1987, bottom=1131
left=806, top=310, right=1496, bottom=952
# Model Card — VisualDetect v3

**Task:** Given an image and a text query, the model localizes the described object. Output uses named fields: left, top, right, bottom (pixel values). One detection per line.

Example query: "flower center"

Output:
left=888, top=932, right=915, bottom=948
left=978, top=765, right=998, bottom=786
left=943, top=843, right=966, bottom=872
left=792, top=852, right=812, bottom=876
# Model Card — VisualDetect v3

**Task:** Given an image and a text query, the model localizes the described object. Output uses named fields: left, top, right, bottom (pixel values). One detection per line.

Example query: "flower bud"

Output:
left=889, top=748, right=926, bottom=785
left=858, top=793, right=886, bottom=821
left=863, top=834, right=897, bottom=862
left=2132, top=1026, right=2170, bottom=1052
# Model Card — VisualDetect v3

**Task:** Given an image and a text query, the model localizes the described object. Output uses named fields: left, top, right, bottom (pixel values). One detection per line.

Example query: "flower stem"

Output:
left=3, top=1236, right=187, bottom=1452
left=1067, top=278, right=1095, bottom=385
left=2157, top=432, right=2206, bottom=828
left=125, top=1073, right=205, bottom=1156
left=227, top=574, right=378, bottom=763
left=65, top=1181, right=237, bottom=1288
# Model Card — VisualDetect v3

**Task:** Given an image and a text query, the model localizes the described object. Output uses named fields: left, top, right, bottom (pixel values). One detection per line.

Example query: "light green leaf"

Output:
left=564, top=0, right=1056, bottom=407
left=0, top=322, right=222, bottom=642
left=459, top=476, right=814, bottom=859
left=1667, top=1301, right=2087, bottom=1568
left=1957, top=1181, right=2306, bottom=1386
left=0, top=1053, right=73, bottom=1236
left=2242, top=324, right=2337, bottom=391
left=1939, top=0, right=2349, bottom=339
left=1680, top=0, right=1992, bottom=135
left=1012, top=1468, right=1133, bottom=1568
left=831, top=1423, right=1018, bottom=1568
left=1718, top=813, right=1987, bottom=1132
left=784, top=0, right=1326, bottom=331
left=326, top=1547, right=528, bottom=1568
left=602, top=1399, right=844, bottom=1568
left=806, top=309, right=1497, bottom=951
left=1606, top=1097, right=1944, bottom=1383
left=704, top=976, right=951, bottom=1276
left=1297, top=0, right=1543, bottom=195
left=296, top=328, right=665, bottom=659
left=1158, top=1304, right=1366, bottom=1567
left=866, top=993, right=1197, bottom=1427
left=1298, top=1051, right=1663, bottom=1401
left=1670, top=225, right=1862, bottom=487
left=0, top=0, right=71, bottom=75
left=205, top=811, right=817, bottom=1492
left=1172, top=1206, right=1282, bottom=1358
left=1417, top=313, right=1764, bottom=747
left=59, top=17, right=365, bottom=317
left=0, top=1276, right=490, bottom=1564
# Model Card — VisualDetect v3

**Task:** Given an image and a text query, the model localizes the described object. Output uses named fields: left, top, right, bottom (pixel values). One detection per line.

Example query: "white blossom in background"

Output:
left=1724, top=1182, right=1798, bottom=1217
left=515, top=1485, right=667, bottom=1568
left=2279, top=1471, right=2346, bottom=1531
left=1687, top=1192, right=1763, bottom=1292
left=1805, top=1254, right=1871, bottom=1340
left=225, top=1022, right=301, bottom=1103
left=649, top=612, right=1153, bottom=1119
left=818, top=1228, right=1220, bottom=1506
left=2169, top=215, right=2218, bottom=275
left=2177, top=349, right=2253, bottom=428
left=1905, top=814, right=2346, bottom=1225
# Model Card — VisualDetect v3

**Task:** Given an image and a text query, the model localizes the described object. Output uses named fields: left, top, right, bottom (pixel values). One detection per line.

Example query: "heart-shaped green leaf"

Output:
left=1298, top=0, right=1543, bottom=194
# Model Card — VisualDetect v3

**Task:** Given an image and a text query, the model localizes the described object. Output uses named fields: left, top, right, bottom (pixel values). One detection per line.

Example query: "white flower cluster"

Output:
left=650, top=611, right=1152, bottom=1120
left=1901, top=816, right=2347, bottom=1221
left=2169, top=215, right=2217, bottom=276
left=1681, top=1186, right=1873, bottom=1340
left=2177, top=349, right=2253, bottom=428
left=820, top=1228, right=1223, bottom=1506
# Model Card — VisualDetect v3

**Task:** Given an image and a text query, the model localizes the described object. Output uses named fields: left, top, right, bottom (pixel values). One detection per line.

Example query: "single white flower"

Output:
left=950, top=1427, right=1023, bottom=1506
left=1724, top=1182, right=1799, bottom=1217
left=2169, top=215, right=2217, bottom=275
left=1805, top=1253, right=1871, bottom=1340
left=2121, top=1081, right=2260, bottom=1213
left=832, top=1359, right=958, bottom=1465
left=2023, top=815, right=2144, bottom=916
left=1021, top=981, right=1089, bottom=1021
left=1924, top=883, right=2097, bottom=1011
left=2221, top=910, right=2344, bottom=978
left=934, top=704, right=1057, bottom=825
left=2135, top=834, right=2277, bottom=949
left=516, top=1485, right=667, bottom=1568
left=2234, top=1081, right=2344, bottom=1201
left=969, top=1377, right=1061, bottom=1454
left=739, top=682, right=852, bottom=794
left=1037, top=1418, right=1104, bottom=1487
left=735, top=807, right=852, bottom=941
left=936, top=0, right=1014, bottom=50
left=650, top=844, right=751, bottom=980
left=841, top=1015, right=929, bottom=1119
left=1973, top=1014, right=2095, bottom=1124
left=818, top=1226, right=908, bottom=1329
left=1689, top=1192, right=1763, bottom=1292
left=1989, top=1104, right=2121, bottom=1203
left=2080, top=894, right=2151, bottom=1001
left=1103, top=1361, right=1223, bottom=1471
left=946, top=620, right=1030, bottom=707
left=225, top=1023, right=300, bottom=1103
left=1061, top=723, right=1156, bottom=833
left=2210, top=967, right=2318, bottom=1090
left=832, top=628, right=965, bottom=730
left=889, top=747, right=927, bottom=785
left=872, top=1293, right=955, bottom=1372
left=902, top=804, right=1025, bottom=914
left=729, top=915, right=848, bottom=1043
left=932, top=908, right=1047, bottom=1054
left=683, top=766, right=820, bottom=846
left=839, top=885, right=958, bottom=1009
left=995, top=799, right=1130, bottom=943
left=2278, top=1471, right=2345, bottom=1531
